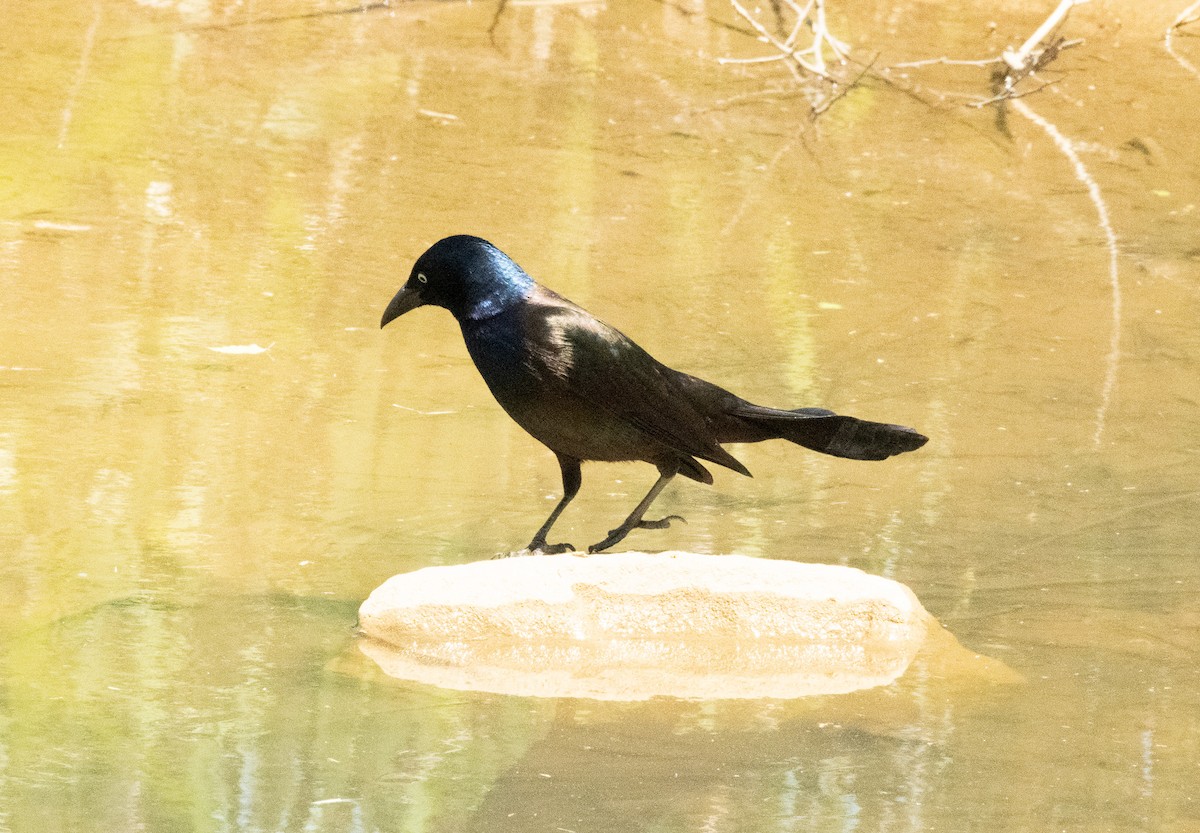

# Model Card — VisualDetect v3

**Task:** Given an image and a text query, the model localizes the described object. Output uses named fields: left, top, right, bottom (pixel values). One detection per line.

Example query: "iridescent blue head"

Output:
left=380, top=235, right=536, bottom=327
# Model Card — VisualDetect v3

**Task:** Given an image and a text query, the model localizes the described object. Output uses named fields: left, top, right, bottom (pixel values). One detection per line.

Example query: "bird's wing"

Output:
left=526, top=296, right=751, bottom=478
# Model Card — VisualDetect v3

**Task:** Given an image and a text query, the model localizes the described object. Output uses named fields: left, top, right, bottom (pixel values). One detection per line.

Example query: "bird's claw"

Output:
left=587, top=515, right=686, bottom=553
left=631, top=514, right=686, bottom=531
left=505, top=540, right=575, bottom=557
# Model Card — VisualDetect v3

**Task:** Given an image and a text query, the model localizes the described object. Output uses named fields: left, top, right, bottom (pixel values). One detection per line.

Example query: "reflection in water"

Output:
left=1, top=0, right=1199, bottom=830
left=0, top=592, right=1015, bottom=831
left=56, top=0, right=102, bottom=150
left=1007, top=96, right=1122, bottom=450
left=0, top=441, right=17, bottom=495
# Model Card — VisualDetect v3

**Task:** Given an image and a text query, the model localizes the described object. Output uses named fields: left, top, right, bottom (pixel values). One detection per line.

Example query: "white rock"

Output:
left=358, top=552, right=935, bottom=700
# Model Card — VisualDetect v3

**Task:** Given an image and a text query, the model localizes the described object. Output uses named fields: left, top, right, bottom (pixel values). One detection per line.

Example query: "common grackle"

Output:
left=381, top=235, right=927, bottom=554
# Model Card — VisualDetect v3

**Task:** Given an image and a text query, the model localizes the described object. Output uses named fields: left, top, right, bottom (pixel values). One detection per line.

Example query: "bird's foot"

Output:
left=631, top=514, right=686, bottom=531
left=587, top=516, right=685, bottom=554
left=493, top=546, right=573, bottom=559
left=502, top=539, right=576, bottom=557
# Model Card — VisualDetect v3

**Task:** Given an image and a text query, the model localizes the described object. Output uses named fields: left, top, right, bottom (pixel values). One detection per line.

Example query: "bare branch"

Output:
left=722, top=0, right=855, bottom=115
left=488, top=0, right=509, bottom=43
left=968, top=77, right=1060, bottom=109
left=1165, top=0, right=1200, bottom=81
left=1003, top=0, right=1090, bottom=73
left=717, top=54, right=791, bottom=66
left=188, top=0, right=390, bottom=31
left=811, top=52, right=875, bottom=116
left=889, top=55, right=1002, bottom=69
left=878, top=1, right=1084, bottom=112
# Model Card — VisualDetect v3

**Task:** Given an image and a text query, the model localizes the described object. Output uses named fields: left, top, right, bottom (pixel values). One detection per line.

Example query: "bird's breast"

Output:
left=460, top=314, right=666, bottom=462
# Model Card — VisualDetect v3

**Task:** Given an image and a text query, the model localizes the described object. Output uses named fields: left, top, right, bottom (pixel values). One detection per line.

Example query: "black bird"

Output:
left=381, top=235, right=927, bottom=554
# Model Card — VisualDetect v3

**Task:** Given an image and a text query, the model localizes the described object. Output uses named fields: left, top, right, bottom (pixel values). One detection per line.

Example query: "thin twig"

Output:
left=968, top=77, right=1060, bottom=108
left=190, top=0, right=389, bottom=31
left=720, top=0, right=844, bottom=83
left=890, top=55, right=1001, bottom=69
left=883, top=0, right=1084, bottom=110
left=645, top=0, right=757, bottom=38
left=488, top=0, right=509, bottom=42
left=813, top=0, right=849, bottom=62
left=703, top=85, right=811, bottom=111
left=1004, top=0, right=1089, bottom=71
left=781, top=0, right=814, bottom=50
left=717, top=53, right=790, bottom=66
left=847, top=61, right=1015, bottom=153
left=812, top=52, right=876, bottom=116
left=1165, top=0, right=1200, bottom=81
left=1175, top=2, right=1200, bottom=27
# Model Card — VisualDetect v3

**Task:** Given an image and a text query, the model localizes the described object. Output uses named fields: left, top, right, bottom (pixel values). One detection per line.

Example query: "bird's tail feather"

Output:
left=731, top=404, right=928, bottom=461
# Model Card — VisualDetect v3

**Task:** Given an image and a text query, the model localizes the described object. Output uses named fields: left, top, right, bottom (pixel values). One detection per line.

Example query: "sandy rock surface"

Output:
left=358, top=552, right=952, bottom=700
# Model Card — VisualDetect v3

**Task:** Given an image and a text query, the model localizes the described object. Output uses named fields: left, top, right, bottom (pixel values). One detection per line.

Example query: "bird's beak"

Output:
left=380, top=283, right=423, bottom=329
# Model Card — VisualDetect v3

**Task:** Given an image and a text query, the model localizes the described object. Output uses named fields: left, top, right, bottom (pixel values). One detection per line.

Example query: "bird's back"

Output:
left=461, top=286, right=750, bottom=482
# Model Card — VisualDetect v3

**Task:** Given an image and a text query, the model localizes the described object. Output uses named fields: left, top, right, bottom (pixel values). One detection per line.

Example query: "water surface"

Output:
left=2, top=1, right=1198, bottom=831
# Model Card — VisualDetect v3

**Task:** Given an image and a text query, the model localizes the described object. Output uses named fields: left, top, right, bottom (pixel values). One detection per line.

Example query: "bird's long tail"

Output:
left=729, top=404, right=928, bottom=461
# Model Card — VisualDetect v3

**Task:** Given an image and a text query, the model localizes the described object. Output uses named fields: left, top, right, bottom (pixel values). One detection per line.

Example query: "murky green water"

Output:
left=2, top=0, right=1199, bottom=830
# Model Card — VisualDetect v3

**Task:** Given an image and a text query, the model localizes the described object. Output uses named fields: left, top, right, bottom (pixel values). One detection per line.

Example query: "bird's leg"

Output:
left=521, top=454, right=581, bottom=556
left=588, top=467, right=683, bottom=553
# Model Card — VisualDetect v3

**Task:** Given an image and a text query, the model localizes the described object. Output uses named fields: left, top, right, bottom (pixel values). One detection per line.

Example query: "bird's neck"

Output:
left=459, top=264, right=535, bottom=322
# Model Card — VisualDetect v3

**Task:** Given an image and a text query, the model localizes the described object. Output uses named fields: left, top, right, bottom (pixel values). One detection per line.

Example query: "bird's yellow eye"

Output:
left=417, top=273, right=428, bottom=284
